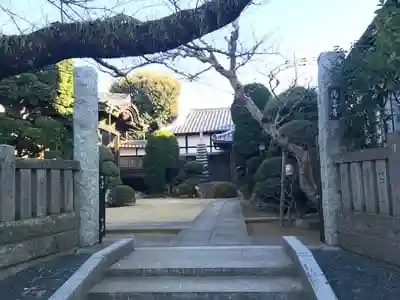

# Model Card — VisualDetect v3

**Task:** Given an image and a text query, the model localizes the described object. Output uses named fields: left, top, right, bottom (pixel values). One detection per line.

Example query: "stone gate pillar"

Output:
left=73, top=66, right=99, bottom=247
left=317, top=51, right=344, bottom=245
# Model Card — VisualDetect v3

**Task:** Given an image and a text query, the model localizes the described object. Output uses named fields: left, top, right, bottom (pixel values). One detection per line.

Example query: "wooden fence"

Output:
left=0, top=145, right=81, bottom=269
left=333, top=133, right=400, bottom=266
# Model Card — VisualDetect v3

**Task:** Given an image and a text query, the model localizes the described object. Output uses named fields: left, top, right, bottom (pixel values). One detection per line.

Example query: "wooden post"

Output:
left=387, top=132, right=400, bottom=216
left=0, top=145, right=16, bottom=221
left=280, top=149, right=286, bottom=226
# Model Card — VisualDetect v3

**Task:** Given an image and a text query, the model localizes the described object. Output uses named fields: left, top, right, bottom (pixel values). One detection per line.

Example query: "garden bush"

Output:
left=213, top=182, right=238, bottom=198
left=99, top=144, right=115, bottom=162
left=112, top=185, right=136, bottom=206
left=143, top=129, right=179, bottom=193
left=254, top=156, right=282, bottom=182
left=172, top=180, right=198, bottom=198
left=253, top=177, right=281, bottom=209
left=44, top=150, right=62, bottom=159
left=107, top=176, right=122, bottom=187
left=101, top=160, right=120, bottom=177
left=183, top=161, right=204, bottom=177
left=174, top=160, right=204, bottom=186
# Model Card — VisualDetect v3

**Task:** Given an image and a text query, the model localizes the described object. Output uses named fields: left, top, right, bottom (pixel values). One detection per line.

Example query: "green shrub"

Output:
left=213, top=182, right=238, bottom=198
left=107, top=176, right=122, bottom=187
left=244, top=156, right=263, bottom=193
left=254, top=156, right=282, bottom=182
left=44, top=150, right=62, bottom=159
left=99, top=144, right=115, bottom=162
left=253, top=177, right=281, bottom=206
left=101, top=160, right=120, bottom=177
left=113, top=185, right=136, bottom=206
left=143, top=129, right=179, bottom=193
left=173, top=181, right=198, bottom=198
left=183, top=161, right=204, bottom=176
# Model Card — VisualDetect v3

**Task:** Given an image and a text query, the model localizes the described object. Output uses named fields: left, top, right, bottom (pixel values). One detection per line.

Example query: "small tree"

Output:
left=110, top=70, right=181, bottom=126
left=0, top=60, right=74, bottom=158
left=143, top=129, right=180, bottom=194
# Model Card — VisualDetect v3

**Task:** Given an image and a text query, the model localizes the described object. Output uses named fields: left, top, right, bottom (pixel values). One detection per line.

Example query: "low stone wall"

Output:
left=0, top=213, right=79, bottom=269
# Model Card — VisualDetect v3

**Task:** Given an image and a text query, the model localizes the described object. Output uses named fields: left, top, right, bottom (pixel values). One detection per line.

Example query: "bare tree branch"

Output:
left=0, top=0, right=252, bottom=79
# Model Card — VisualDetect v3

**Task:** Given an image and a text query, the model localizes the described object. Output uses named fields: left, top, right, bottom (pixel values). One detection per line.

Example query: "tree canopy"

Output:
left=0, top=60, right=74, bottom=158
left=335, top=0, right=400, bottom=150
left=110, top=70, right=181, bottom=126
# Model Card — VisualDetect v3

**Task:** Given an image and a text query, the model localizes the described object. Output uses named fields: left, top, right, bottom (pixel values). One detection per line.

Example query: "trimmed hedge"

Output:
left=213, top=182, right=238, bottom=198
left=173, top=181, right=198, bottom=198
left=143, top=129, right=179, bottom=193
left=113, top=185, right=136, bottom=206
left=254, top=156, right=282, bottom=182
left=183, top=161, right=204, bottom=176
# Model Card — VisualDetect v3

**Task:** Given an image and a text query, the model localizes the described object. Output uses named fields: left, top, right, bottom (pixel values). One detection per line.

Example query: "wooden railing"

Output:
left=1, top=158, right=80, bottom=221
left=333, top=133, right=400, bottom=265
left=0, top=145, right=81, bottom=269
left=119, top=156, right=143, bottom=169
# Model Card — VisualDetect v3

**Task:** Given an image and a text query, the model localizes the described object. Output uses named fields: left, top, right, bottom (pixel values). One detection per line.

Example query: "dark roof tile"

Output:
left=171, top=107, right=232, bottom=134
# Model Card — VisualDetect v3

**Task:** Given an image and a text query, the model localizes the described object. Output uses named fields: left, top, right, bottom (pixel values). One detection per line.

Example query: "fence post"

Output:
left=387, top=132, right=400, bottom=216
left=317, top=51, right=344, bottom=246
left=0, top=145, right=16, bottom=221
left=73, top=66, right=99, bottom=247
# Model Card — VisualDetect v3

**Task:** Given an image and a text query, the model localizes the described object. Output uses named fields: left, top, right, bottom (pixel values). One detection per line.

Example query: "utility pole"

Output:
left=293, top=53, right=298, bottom=85
left=289, top=53, right=317, bottom=85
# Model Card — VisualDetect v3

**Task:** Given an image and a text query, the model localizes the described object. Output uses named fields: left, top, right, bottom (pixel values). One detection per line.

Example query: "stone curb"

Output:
left=106, top=221, right=191, bottom=232
left=282, top=236, right=338, bottom=300
left=48, top=238, right=134, bottom=300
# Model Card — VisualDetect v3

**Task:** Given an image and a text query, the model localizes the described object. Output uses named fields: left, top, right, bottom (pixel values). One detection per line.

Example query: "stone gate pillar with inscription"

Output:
left=73, top=66, right=100, bottom=247
left=317, top=51, right=344, bottom=246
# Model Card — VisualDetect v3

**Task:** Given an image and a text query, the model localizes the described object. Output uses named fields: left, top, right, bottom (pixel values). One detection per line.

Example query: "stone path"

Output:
left=171, top=199, right=250, bottom=246
left=104, top=198, right=250, bottom=247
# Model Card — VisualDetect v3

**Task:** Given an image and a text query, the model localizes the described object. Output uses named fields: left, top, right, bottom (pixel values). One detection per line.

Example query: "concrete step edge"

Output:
left=105, top=266, right=296, bottom=277
left=88, top=275, right=306, bottom=296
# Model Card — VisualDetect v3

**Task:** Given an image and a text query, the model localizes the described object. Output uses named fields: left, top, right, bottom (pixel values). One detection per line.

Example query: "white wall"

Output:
left=119, top=133, right=224, bottom=157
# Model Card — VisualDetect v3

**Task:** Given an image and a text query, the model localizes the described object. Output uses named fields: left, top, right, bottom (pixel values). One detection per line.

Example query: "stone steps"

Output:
left=86, top=245, right=308, bottom=300
left=87, top=275, right=306, bottom=300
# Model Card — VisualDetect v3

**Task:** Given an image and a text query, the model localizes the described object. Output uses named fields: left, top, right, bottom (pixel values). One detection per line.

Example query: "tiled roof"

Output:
left=171, top=107, right=233, bottom=134
left=212, top=126, right=234, bottom=143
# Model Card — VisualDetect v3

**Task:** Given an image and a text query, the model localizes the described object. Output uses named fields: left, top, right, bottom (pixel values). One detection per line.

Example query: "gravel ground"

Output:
left=0, top=254, right=90, bottom=300
left=311, top=248, right=400, bottom=300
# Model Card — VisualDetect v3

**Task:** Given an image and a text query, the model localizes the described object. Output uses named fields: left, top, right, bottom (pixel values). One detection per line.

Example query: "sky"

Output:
left=1, top=0, right=380, bottom=116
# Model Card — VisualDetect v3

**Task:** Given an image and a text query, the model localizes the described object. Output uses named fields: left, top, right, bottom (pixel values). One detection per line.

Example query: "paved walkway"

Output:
left=170, top=199, right=251, bottom=246
left=103, top=198, right=251, bottom=247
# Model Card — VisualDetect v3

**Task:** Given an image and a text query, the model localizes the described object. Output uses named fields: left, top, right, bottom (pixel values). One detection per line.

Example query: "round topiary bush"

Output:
left=172, top=181, right=198, bottom=198
left=253, top=177, right=281, bottom=208
left=101, top=160, right=120, bottom=177
left=99, top=144, right=115, bottom=162
left=254, top=156, right=282, bottom=182
left=183, top=161, right=204, bottom=177
left=213, top=182, right=238, bottom=198
left=107, top=176, right=122, bottom=187
left=113, top=185, right=136, bottom=207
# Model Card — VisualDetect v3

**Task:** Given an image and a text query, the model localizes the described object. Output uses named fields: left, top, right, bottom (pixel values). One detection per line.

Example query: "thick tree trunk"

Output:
left=0, top=0, right=251, bottom=79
